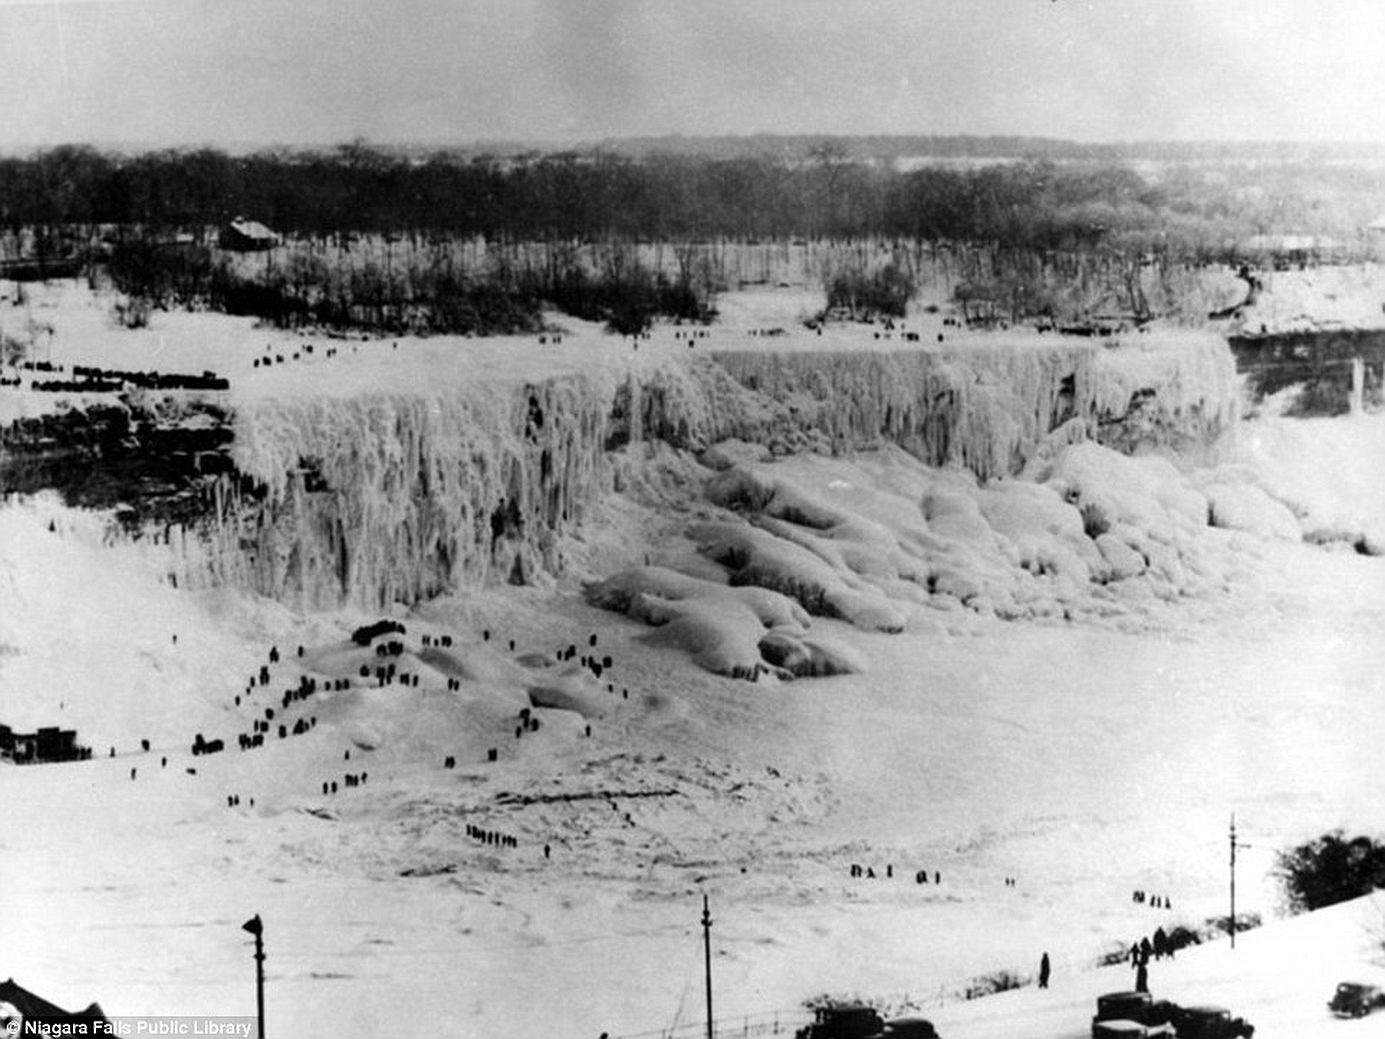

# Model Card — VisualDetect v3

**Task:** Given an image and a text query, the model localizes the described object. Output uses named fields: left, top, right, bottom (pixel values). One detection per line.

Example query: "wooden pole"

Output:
left=702, top=895, right=714, bottom=1039
left=1229, top=815, right=1237, bottom=950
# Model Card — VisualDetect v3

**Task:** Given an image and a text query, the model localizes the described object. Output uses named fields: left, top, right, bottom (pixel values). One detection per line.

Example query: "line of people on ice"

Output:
left=1132, top=889, right=1173, bottom=909
left=252, top=342, right=339, bottom=369
left=848, top=863, right=944, bottom=885
left=322, top=772, right=368, bottom=795
left=468, top=823, right=518, bottom=849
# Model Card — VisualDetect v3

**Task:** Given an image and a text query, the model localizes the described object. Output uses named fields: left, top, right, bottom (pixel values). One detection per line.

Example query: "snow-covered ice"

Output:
left=2, top=281, right=1383, bottom=1039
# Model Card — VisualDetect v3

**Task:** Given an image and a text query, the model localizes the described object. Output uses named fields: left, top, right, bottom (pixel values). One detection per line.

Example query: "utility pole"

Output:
left=1229, top=814, right=1250, bottom=949
left=702, top=894, right=714, bottom=1039
left=242, top=914, right=265, bottom=1038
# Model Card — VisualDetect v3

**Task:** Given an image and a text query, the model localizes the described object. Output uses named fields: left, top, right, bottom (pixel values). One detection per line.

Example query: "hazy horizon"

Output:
left=10, top=133, right=1385, bottom=162
left=2, top=0, right=1384, bottom=153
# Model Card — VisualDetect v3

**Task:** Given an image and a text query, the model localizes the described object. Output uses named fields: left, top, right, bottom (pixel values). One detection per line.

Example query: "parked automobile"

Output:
left=797, top=1004, right=886, bottom=1039
left=1091, top=992, right=1177, bottom=1039
left=1091, top=992, right=1252, bottom=1039
left=1328, top=982, right=1385, bottom=1018
left=796, top=1004, right=938, bottom=1039
left=1170, top=1005, right=1254, bottom=1039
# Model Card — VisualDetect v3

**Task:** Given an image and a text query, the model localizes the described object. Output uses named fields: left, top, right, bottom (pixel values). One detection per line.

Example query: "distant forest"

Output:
left=5, top=141, right=1384, bottom=336
left=3, top=141, right=1384, bottom=253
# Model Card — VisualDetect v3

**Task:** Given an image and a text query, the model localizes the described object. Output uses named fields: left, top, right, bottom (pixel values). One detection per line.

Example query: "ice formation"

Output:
left=582, top=565, right=818, bottom=679
left=195, top=375, right=617, bottom=609
left=580, top=430, right=1294, bottom=677
left=709, top=330, right=1238, bottom=476
left=150, top=329, right=1241, bottom=617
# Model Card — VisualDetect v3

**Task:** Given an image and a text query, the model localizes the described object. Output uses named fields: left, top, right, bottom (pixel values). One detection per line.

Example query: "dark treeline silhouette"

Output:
left=4, top=142, right=1378, bottom=247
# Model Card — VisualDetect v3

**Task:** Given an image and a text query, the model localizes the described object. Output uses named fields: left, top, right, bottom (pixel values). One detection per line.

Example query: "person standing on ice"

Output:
left=1133, top=940, right=1151, bottom=993
left=1038, top=952, right=1050, bottom=989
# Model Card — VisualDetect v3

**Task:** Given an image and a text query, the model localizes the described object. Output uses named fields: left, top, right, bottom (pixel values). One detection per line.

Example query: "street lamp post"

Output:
left=242, top=915, right=265, bottom=1039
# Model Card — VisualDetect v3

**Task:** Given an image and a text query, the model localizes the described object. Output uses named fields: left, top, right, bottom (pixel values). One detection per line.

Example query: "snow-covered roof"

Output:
left=225, top=217, right=279, bottom=242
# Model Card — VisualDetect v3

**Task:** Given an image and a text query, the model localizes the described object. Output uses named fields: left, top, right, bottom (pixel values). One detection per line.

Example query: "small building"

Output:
left=35, top=727, right=78, bottom=761
left=0, top=978, right=109, bottom=1031
left=219, top=217, right=280, bottom=252
left=0, top=723, right=89, bottom=763
left=1240, top=233, right=1344, bottom=268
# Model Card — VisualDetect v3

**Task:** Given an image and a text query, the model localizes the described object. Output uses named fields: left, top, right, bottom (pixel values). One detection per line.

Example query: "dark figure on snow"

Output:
left=1038, top=952, right=1050, bottom=989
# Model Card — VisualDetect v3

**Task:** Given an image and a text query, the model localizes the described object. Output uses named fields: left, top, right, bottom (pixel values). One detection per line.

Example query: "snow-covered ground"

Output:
left=2, top=281, right=1383, bottom=1039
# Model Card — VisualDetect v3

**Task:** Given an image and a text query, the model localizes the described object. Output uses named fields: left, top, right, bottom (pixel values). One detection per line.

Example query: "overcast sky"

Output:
left=2, top=0, right=1384, bottom=150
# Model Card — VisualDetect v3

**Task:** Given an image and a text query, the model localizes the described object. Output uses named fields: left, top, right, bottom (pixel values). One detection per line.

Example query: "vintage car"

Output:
left=796, top=1004, right=938, bottom=1039
left=1091, top=992, right=1177, bottom=1039
left=1170, top=1005, right=1254, bottom=1039
left=1328, top=982, right=1385, bottom=1018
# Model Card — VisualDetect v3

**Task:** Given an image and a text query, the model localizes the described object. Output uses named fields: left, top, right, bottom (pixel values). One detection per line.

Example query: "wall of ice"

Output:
left=162, top=332, right=1238, bottom=611
left=709, top=331, right=1238, bottom=478
left=182, top=374, right=612, bottom=610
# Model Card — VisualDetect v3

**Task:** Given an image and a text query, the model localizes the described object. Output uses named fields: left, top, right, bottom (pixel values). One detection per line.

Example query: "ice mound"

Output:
left=975, top=479, right=1102, bottom=586
left=1034, top=441, right=1210, bottom=542
left=583, top=432, right=1317, bottom=672
left=1201, top=482, right=1302, bottom=541
left=637, top=595, right=786, bottom=680
left=583, top=565, right=808, bottom=627
left=689, top=520, right=910, bottom=633
left=523, top=662, right=611, bottom=718
left=582, top=565, right=819, bottom=680
left=757, top=630, right=865, bottom=677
